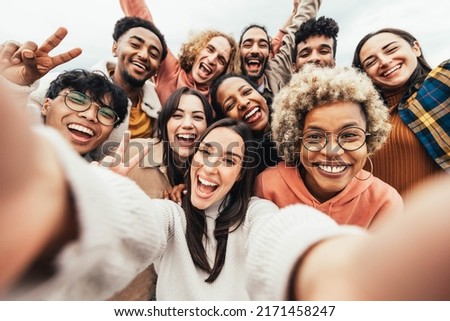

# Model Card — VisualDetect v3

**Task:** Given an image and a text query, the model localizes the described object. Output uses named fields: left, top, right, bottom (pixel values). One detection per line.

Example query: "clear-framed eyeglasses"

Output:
left=60, top=90, right=120, bottom=126
left=299, top=127, right=371, bottom=152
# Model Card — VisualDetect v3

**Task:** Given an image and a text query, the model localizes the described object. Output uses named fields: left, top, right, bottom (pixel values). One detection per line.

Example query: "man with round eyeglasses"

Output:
left=40, top=70, right=128, bottom=157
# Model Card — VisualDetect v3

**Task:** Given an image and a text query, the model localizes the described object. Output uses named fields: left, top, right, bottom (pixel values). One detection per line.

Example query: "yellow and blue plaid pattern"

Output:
left=399, top=59, right=450, bottom=173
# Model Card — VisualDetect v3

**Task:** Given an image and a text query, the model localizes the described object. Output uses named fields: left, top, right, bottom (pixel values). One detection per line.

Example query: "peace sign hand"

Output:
left=0, top=27, right=82, bottom=86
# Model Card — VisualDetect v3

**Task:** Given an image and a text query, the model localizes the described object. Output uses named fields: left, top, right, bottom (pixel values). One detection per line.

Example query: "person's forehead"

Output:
left=120, top=27, right=162, bottom=46
left=242, top=27, right=268, bottom=41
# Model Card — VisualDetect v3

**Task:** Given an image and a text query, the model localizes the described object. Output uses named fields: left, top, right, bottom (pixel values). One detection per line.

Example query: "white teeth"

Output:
left=244, top=107, right=259, bottom=120
left=177, top=133, right=196, bottom=140
left=132, top=62, right=146, bottom=70
left=200, top=63, right=212, bottom=74
left=68, top=124, right=94, bottom=137
left=383, top=65, right=400, bottom=76
left=318, top=165, right=346, bottom=173
left=199, top=177, right=217, bottom=187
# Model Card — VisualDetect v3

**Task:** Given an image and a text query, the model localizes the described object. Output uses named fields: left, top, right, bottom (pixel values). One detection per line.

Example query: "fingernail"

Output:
left=23, top=51, right=34, bottom=59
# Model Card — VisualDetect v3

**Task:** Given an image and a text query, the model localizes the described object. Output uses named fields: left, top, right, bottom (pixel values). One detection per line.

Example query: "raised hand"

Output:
left=93, top=130, right=149, bottom=177
left=0, top=27, right=82, bottom=86
left=163, top=183, right=187, bottom=206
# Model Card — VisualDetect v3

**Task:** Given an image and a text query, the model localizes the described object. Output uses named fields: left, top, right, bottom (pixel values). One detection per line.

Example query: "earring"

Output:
left=355, top=156, right=373, bottom=181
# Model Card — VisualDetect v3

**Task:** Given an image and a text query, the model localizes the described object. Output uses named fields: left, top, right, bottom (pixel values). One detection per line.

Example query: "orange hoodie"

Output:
left=254, top=161, right=403, bottom=229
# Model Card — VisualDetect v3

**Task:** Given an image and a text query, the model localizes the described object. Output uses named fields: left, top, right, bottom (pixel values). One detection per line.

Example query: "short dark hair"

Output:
left=293, top=16, right=339, bottom=59
left=112, top=16, right=168, bottom=62
left=238, top=24, right=272, bottom=51
left=46, top=69, right=128, bottom=127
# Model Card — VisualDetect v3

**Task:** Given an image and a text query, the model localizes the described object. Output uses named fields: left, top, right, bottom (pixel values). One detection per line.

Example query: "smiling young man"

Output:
left=41, top=70, right=128, bottom=157
left=26, top=17, right=168, bottom=161
left=238, top=0, right=322, bottom=105
left=292, top=16, right=339, bottom=71
left=119, top=0, right=240, bottom=106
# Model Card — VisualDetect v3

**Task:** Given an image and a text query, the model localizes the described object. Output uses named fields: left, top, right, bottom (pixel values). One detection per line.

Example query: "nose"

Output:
left=321, top=134, right=344, bottom=156
left=206, top=52, right=218, bottom=65
left=202, top=154, right=220, bottom=171
left=137, top=47, right=148, bottom=60
left=250, top=43, right=261, bottom=54
left=78, top=104, right=99, bottom=123
left=237, top=96, right=250, bottom=111
left=379, top=54, right=392, bottom=67
left=307, top=51, right=322, bottom=65
left=181, top=116, right=194, bottom=128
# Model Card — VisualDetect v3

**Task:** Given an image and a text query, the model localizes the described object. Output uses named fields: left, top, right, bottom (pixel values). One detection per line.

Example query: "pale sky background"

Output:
left=1, top=0, right=448, bottom=72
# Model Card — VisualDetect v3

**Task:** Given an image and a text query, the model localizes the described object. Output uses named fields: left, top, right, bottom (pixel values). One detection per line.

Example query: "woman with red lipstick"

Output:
left=352, top=28, right=449, bottom=197
left=255, top=65, right=402, bottom=229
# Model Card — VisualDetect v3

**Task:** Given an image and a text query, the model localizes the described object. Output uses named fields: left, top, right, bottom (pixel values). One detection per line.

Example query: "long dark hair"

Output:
left=183, top=118, right=258, bottom=283
left=157, top=87, right=214, bottom=185
left=352, top=28, right=432, bottom=99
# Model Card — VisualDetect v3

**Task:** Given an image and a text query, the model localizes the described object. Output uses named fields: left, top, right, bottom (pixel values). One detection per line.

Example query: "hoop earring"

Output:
left=355, top=156, right=373, bottom=181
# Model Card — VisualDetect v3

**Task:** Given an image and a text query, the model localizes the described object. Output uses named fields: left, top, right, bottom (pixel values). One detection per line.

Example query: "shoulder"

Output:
left=367, top=176, right=402, bottom=201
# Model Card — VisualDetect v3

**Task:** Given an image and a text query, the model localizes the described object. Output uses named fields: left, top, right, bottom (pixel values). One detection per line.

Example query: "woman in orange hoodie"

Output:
left=255, top=64, right=402, bottom=229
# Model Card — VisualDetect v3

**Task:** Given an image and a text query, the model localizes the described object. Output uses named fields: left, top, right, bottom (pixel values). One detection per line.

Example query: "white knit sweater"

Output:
left=5, top=127, right=364, bottom=300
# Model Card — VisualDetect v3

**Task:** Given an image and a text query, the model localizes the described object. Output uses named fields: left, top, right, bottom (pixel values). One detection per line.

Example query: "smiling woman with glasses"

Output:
left=300, top=127, right=371, bottom=152
left=255, top=65, right=403, bottom=230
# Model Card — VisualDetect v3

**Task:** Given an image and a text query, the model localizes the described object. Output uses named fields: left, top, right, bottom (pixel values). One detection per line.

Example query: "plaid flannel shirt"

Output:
left=398, top=59, right=450, bottom=173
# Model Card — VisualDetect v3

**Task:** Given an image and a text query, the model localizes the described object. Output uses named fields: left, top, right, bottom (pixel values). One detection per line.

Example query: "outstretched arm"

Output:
left=0, top=82, right=73, bottom=293
left=294, top=175, right=450, bottom=300
left=271, top=0, right=300, bottom=56
left=0, top=27, right=82, bottom=86
left=120, top=0, right=153, bottom=21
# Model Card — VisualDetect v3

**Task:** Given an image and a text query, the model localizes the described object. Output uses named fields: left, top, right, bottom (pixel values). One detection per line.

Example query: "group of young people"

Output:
left=0, top=0, right=449, bottom=301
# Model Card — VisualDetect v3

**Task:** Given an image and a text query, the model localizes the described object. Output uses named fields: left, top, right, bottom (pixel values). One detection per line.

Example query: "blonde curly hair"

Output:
left=272, top=64, right=391, bottom=165
left=178, top=29, right=240, bottom=76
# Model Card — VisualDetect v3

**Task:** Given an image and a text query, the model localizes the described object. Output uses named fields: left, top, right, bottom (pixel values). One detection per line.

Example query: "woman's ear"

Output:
left=412, top=40, right=422, bottom=57
left=41, top=98, right=52, bottom=116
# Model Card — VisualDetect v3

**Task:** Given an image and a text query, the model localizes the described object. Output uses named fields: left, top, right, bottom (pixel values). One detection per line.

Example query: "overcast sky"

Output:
left=1, top=0, right=448, bottom=72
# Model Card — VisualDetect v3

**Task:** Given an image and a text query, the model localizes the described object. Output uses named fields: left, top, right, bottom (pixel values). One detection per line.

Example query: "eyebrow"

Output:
left=223, top=84, right=248, bottom=106
left=175, top=107, right=205, bottom=114
left=130, top=35, right=161, bottom=55
left=203, top=142, right=243, bottom=160
left=305, top=122, right=362, bottom=131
